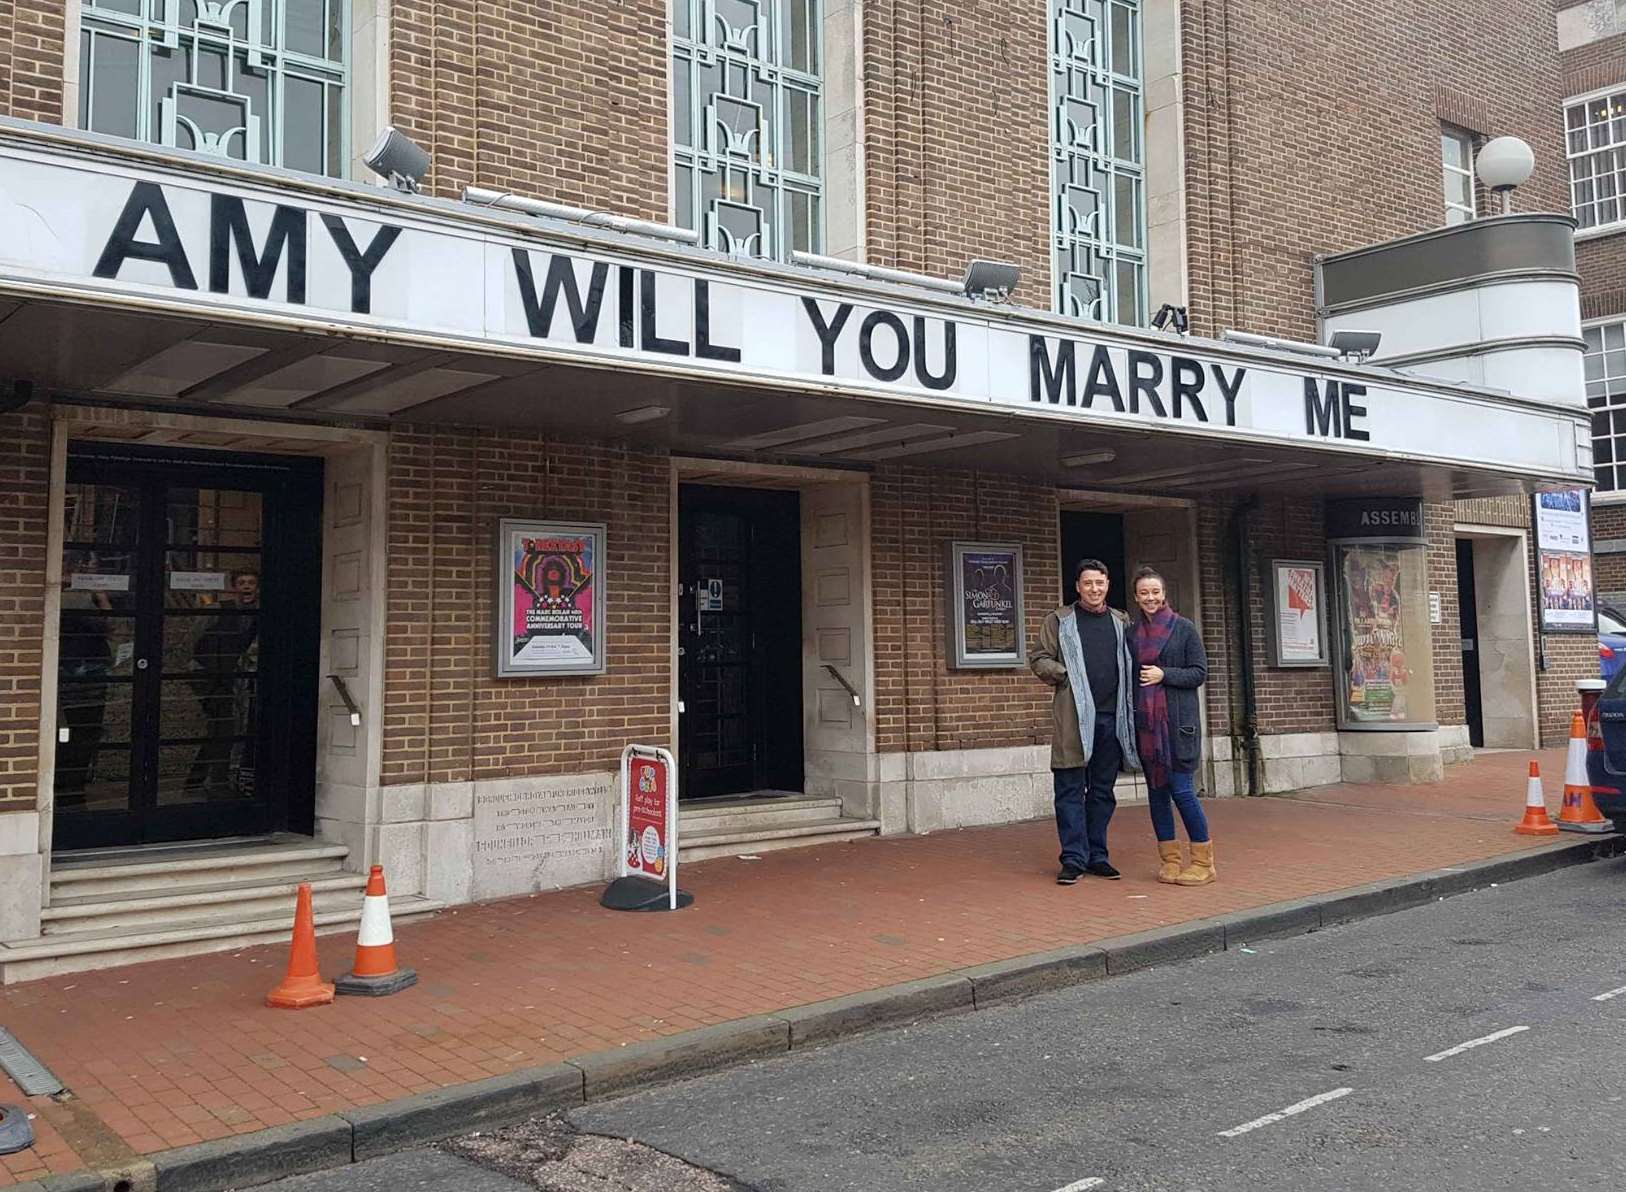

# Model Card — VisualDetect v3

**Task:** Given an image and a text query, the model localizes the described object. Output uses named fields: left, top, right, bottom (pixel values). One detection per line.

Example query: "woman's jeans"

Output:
left=1148, top=770, right=1209, bottom=843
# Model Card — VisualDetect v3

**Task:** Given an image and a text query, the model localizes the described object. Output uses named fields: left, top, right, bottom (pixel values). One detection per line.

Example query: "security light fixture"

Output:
left=1062, top=448, right=1118, bottom=468
left=614, top=405, right=671, bottom=425
left=963, top=259, right=1021, bottom=303
left=1151, top=304, right=1189, bottom=334
left=363, top=126, right=431, bottom=193
left=1329, top=329, right=1383, bottom=362
left=1220, top=329, right=1342, bottom=359
left=1476, top=136, right=1535, bottom=215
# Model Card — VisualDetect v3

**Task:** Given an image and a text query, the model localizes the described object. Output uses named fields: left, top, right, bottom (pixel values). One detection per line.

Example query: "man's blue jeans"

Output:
left=1054, top=710, right=1120, bottom=869
left=1147, top=769, right=1210, bottom=843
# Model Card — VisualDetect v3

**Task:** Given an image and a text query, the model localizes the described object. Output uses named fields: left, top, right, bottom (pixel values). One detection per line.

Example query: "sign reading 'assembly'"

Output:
left=0, top=147, right=1579, bottom=474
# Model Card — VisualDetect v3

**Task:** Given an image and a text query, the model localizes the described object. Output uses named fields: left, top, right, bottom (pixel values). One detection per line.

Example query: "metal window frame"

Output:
left=1565, top=89, right=1626, bottom=233
left=1581, top=314, right=1626, bottom=493
left=1441, top=125, right=1475, bottom=225
left=78, top=0, right=350, bottom=177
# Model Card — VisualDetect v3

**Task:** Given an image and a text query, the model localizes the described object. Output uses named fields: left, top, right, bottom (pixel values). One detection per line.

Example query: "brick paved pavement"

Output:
left=0, top=748, right=1586, bottom=1184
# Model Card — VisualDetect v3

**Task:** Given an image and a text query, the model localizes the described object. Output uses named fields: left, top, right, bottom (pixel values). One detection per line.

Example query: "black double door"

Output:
left=53, top=445, right=322, bottom=851
left=1456, top=538, right=1485, bottom=748
left=677, top=485, right=804, bottom=800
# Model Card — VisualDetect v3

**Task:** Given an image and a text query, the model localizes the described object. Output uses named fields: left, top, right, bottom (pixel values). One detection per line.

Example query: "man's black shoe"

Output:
left=1056, top=866, right=1083, bottom=885
left=1085, top=860, right=1121, bottom=879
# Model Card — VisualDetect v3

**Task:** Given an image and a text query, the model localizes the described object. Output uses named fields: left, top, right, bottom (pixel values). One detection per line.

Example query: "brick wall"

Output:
left=1595, top=502, right=1626, bottom=595
left=0, top=0, right=63, bottom=124
left=1561, top=27, right=1626, bottom=94
left=1243, top=496, right=1338, bottom=734
left=0, top=405, right=50, bottom=811
left=381, top=427, right=670, bottom=785
left=871, top=465, right=1058, bottom=753
left=860, top=0, right=1053, bottom=299
left=1181, top=0, right=1569, bottom=341
left=389, top=0, right=669, bottom=218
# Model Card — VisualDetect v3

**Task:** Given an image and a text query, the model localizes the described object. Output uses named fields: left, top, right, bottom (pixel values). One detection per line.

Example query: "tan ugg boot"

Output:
left=1176, top=841, right=1216, bottom=886
left=1156, top=841, right=1183, bottom=884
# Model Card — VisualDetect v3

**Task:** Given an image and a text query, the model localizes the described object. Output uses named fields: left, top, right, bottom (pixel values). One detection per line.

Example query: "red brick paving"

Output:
left=0, top=748, right=1586, bottom=1184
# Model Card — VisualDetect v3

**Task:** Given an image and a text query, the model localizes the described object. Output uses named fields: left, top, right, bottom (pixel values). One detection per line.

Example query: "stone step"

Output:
left=0, top=896, right=442, bottom=985
left=50, top=838, right=350, bottom=900
left=678, top=816, right=881, bottom=863
left=678, top=795, right=845, bottom=836
left=42, top=872, right=370, bottom=936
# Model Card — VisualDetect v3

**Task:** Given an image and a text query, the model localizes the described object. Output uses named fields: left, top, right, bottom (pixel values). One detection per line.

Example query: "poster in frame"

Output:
left=495, top=518, right=608, bottom=677
left=1266, top=559, right=1328, bottom=668
left=1532, top=489, right=1595, bottom=634
left=946, top=541, right=1026, bottom=669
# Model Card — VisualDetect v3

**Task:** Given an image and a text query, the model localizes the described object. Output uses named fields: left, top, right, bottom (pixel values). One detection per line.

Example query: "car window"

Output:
left=1608, top=663, right=1626, bottom=700
left=1602, top=609, right=1626, bottom=635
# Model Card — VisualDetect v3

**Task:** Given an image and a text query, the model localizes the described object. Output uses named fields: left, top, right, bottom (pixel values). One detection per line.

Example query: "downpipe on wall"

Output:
left=1227, top=496, right=1263, bottom=795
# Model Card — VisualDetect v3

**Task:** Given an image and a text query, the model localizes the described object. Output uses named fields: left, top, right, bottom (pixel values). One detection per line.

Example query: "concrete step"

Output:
left=50, top=838, right=349, bottom=900
left=678, top=815, right=881, bottom=863
left=42, top=872, right=370, bottom=935
left=678, top=795, right=845, bottom=836
left=0, top=895, right=442, bottom=984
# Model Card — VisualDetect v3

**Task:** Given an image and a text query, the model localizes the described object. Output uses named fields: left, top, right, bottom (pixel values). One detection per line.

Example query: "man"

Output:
left=1030, top=558, right=1140, bottom=884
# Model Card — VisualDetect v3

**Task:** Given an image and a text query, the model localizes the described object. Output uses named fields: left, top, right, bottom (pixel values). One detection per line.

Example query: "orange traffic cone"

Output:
left=1515, top=760, right=1559, bottom=836
left=1558, top=711, right=1611, bottom=834
left=266, top=883, right=335, bottom=1008
left=335, top=866, right=417, bottom=996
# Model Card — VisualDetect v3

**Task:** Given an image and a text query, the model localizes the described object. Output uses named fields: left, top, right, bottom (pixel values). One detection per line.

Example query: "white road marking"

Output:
left=1593, top=984, right=1626, bottom=1002
left=1217, top=1087, right=1353, bottom=1138
left=1050, top=1180, right=1104, bottom=1192
left=1423, top=1025, right=1530, bottom=1062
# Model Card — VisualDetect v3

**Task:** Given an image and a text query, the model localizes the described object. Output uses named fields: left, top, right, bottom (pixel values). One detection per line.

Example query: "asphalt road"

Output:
left=259, top=857, right=1626, bottom=1191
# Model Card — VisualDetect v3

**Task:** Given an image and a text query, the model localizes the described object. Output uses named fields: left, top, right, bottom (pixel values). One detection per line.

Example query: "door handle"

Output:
left=135, top=658, right=150, bottom=670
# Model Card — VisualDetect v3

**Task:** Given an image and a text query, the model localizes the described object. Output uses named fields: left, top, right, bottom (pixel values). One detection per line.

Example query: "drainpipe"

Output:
left=1228, top=497, right=1263, bottom=795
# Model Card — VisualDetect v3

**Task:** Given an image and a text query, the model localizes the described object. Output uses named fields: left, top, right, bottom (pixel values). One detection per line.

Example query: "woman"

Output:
left=1129, top=567, right=1215, bottom=885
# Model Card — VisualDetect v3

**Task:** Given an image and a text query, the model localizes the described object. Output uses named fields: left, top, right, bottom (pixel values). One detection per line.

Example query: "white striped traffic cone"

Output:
left=335, top=865, right=418, bottom=996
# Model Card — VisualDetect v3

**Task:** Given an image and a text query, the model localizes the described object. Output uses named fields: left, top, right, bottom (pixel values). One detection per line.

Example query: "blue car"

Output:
left=1601, top=606, right=1626, bottom=684
left=1585, top=674, right=1626, bottom=834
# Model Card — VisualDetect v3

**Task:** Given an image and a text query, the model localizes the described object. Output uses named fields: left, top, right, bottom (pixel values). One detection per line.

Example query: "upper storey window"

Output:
left=1049, top=0, right=1146, bottom=325
left=78, top=0, right=348, bottom=177
left=1441, top=127, right=1475, bottom=225
left=1567, top=90, right=1626, bottom=231
left=672, top=0, right=823, bottom=259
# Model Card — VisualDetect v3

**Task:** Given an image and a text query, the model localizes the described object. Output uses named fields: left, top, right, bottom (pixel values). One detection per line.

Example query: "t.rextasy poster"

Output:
left=496, top=519, right=607, bottom=676
left=1339, top=546, right=1412, bottom=723
left=1534, top=489, right=1594, bottom=632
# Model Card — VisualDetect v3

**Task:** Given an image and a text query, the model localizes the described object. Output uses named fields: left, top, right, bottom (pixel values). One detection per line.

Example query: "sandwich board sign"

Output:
left=601, top=744, right=692, bottom=911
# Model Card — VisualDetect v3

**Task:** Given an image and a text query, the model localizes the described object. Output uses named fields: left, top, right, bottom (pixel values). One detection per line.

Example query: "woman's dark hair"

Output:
left=1132, top=565, right=1166, bottom=588
left=1073, top=557, right=1110, bottom=584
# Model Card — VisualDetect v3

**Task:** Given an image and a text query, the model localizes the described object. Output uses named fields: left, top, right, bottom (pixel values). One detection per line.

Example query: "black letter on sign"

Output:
left=1169, top=356, right=1208, bottom=421
left=639, top=269, right=689, bottom=355
left=1211, top=364, right=1245, bottom=427
left=93, top=181, right=197, bottom=290
left=859, top=311, right=910, bottom=382
left=209, top=195, right=306, bottom=303
left=511, top=250, right=608, bottom=343
left=319, top=216, right=401, bottom=315
left=1341, top=382, right=1370, bottom=442
left=1126, top=350, right=1166, bottom=417
left=1304, top=378, right=1342, bottom=436
left=913, top=316, right=957, bottom=390
left=1082, top=346, right=1126, bottom=411
left=1030, top=336, right=1076, bottom=405
left=694, top=280, right=741, bottom=362
left=801, top=299, right=853, bottom=374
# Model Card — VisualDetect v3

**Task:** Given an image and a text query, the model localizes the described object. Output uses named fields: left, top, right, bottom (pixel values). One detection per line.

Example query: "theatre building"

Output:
left=0, top=0, right=1598, bottom=977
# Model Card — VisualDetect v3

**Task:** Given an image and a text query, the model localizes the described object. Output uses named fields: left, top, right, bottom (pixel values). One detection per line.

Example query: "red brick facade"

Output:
left=0, top=405, right=50, bottom=810
left=0, top=0, right=62, bottom=124
left=381, top=428, right=673, bottom=784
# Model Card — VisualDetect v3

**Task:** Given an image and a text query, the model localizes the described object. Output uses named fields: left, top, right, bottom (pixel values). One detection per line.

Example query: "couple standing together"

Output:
left=1029, top=560, right=1216, bottom=887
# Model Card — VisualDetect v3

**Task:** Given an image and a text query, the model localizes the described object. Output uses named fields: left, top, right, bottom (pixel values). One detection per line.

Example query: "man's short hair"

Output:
left=1073, top=558, right=1110, bottom=584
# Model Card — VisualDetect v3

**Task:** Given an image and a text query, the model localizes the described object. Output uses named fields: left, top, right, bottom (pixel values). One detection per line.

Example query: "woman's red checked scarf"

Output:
left=1134, top=605, right=1178, bottom=790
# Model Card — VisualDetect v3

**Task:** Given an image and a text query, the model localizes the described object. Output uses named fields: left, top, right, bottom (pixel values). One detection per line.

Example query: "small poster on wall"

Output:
left=947, top=542, right=1026, bottom=669
left=1267, top=559, right=1327, bottom=667
left=495, top=518, right=607, bottom=677
left=1533, top=489, right=1594, bottom=633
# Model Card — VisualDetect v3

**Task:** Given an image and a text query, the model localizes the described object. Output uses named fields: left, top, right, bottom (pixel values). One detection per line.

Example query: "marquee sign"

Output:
left=0, top=138, right=1587, bottom=480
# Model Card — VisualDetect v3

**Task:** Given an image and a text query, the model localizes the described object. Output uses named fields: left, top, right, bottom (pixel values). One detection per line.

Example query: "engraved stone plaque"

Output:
left=471, top=771, right=615, bottom=900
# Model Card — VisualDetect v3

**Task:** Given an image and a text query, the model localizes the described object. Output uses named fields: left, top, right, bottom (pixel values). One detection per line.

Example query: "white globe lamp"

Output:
left=1476, top=136, right=1535, bottom=215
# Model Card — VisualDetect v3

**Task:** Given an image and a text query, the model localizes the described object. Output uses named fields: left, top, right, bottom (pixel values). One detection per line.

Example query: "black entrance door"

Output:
left=677, top=485, right=803, bottom=799
left=53, top=445, right=322, bottom=851
left=1456, top=537, right=1484, bottom=749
